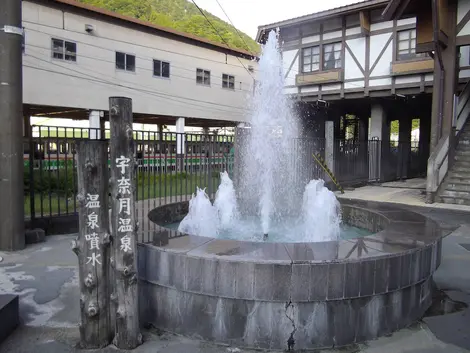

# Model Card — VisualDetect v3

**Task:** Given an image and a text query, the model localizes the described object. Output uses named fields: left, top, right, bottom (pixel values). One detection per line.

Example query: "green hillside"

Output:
left=77, top=0, right=260, bottom=54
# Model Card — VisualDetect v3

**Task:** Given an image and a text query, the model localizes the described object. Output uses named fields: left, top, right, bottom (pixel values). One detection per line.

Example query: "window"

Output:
left=52, top=38, right=76, bottom=62
left=196, top=68, right=210, bottom=86
left=302, top=46, right=320, bottom=73
left=459, top=45, right=470, bottom=68
left=222, top=74, right=235, bottom=89
left=153, top=59, right=170, bottom=78
left=116, top=52, right=135, bottom=72
left=397, top=29, right=418, bottom=60
left=323, top=42, right=342, bottom=70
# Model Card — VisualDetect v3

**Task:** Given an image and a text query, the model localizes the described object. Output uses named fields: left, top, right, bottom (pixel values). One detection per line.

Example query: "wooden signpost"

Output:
left=74, top=97, right=141, bottom=349
left=109, top=96, right=142, bottom=349
left=73, top=140, right=112, bottom=348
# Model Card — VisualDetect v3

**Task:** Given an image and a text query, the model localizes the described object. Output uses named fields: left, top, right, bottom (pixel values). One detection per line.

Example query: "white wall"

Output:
left=22, top=1, right=257, bottom=123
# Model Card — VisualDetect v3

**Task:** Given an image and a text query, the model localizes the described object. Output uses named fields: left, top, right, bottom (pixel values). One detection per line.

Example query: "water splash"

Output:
left=178, top=187, right=218, bottom=238
left=214, top=171, right=239, bottom=228
left=300, top=180, right=341, bottom=242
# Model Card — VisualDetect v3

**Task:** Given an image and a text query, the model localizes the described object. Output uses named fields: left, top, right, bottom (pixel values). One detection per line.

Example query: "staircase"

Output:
left=429, top=79, right=470, bottom=205
left=439, top=123, right=470, bottom=205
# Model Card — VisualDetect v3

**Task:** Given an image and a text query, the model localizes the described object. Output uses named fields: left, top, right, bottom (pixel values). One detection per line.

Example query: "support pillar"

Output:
left=419, top=115, right=431, bottom=175
left=325, top=121, right=334, bottom=177
left=398, top=116, right=412, bottom=180
left=0, top=0, right=25, bottom=250
left=369, top=103, right=388, bottom=182
left=89, top=110, right=102, bottom=140
left=358, top=116, right=369, bottom=179
left=175, top=118, right=185, bottom=173
left=429, top=0, right=458, bottom=152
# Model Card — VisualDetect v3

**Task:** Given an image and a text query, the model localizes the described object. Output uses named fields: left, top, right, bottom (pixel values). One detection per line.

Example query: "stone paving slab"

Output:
left=336, top=185, right=470, bottom=213
left=1, top=209, right=470, bottom=353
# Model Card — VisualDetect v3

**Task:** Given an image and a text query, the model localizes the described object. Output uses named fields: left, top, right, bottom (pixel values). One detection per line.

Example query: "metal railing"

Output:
left=24, top=126, right=235, bottom=222
left=26, top=125, right=433, bottom=235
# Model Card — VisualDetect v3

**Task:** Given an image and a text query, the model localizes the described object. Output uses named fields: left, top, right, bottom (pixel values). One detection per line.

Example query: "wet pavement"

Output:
left=0, top=204, right=469, bottom=353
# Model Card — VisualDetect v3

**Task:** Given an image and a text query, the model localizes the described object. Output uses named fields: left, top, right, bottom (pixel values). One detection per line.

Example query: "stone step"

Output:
left=446, top=182, right=470, bottom=192
left=454, top=153, right=470, bottom=162
left=455, top=150, right=470, bottom=157
left=457, top=143, right=470, bottom=150
left=439, top=195, right=470, bottom=206
left=453, top=159, right=470, bottom=168
left=448, top=171, right=470, bottom=180
left=451, top=165, right=470, bottom=173
left=0, top=294, right=19, bottom=344
left=440, top=189, right=470, bottom=199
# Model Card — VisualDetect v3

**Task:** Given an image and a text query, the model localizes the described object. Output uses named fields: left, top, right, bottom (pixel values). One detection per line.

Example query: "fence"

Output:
left=24, top=126, right=234, bottom=221
left=24, top=125, right=428, bottom=237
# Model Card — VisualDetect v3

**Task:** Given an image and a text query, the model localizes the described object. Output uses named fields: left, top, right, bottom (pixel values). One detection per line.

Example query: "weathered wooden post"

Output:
left=72, top=140, right=112, bottom=348
left=109, top=96, right=142, bottom=349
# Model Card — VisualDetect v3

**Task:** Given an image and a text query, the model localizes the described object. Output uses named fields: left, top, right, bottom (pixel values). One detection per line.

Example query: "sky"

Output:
left=195, top=0, right=363, bottom=39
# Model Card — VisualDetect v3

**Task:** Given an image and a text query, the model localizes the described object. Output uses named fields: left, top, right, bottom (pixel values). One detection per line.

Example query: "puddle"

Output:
left=423, top=289, right=468, bottom=317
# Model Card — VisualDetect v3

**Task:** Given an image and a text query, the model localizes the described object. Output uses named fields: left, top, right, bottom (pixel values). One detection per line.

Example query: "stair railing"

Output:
left=426, top=79, right=470, bottom=203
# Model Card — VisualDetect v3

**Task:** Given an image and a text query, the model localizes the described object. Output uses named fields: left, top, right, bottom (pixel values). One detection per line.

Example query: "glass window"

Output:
left=153, top=60, right=170, bottom=78
left=162, top=61, right=170, bottom=78
left=323, top=42, right=342, bottom=70
left=196, top=68, right=210, bottom=85
left=222, top=74, right=235, bottom=89
left=302, top=46, right=320, bottom=73
left=397, top=29, right=424, bottom=60
left=52, top=38, right=76, bottom=62
left=116, top=52, right=135, bottom=72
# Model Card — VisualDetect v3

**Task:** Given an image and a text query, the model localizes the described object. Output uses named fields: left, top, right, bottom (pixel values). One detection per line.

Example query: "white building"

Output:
left=22, top=0, right=258, bottom=132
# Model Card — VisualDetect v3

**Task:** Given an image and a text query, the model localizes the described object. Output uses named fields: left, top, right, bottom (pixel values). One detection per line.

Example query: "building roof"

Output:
left=30, top=0, right=257, bottom=59
left=256, top=0, right=390, bottom=43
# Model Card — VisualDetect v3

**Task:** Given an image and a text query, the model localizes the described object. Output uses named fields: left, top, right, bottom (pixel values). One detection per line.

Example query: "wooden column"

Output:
left=73, top=140, right=112, bottom=349
left=108, top=97, right=142, bottom=349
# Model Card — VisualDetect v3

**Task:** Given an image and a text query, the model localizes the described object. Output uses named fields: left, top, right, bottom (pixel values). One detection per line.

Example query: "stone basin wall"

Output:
left=138, top=200, right=445, bottom=350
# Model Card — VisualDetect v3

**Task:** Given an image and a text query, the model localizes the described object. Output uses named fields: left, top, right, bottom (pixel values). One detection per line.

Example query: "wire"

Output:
left=190, top=0, right=255, bottom=80
left=26, top=42, right=253, bottom=93
left=25, top=51, right=248, bottom=114
left=214, top=0, right=257, bottom=57
left=23, top=21, right=255, bottom=73
left=24, top=21, right=366, bottom=93
left=25, top=21, right=362, bottom=88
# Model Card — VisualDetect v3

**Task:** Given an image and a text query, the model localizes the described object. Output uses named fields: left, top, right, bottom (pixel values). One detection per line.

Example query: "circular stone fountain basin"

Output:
left=138, top=198, right=446, bottom=350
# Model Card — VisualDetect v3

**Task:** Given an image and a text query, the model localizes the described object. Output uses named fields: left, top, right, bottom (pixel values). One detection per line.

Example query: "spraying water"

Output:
left=238, top=30, right=300, bottom=234
left=178, top=187, right=219, bottom=238
left=300, top=180, right=342, bottom=242
left=214, top=171, right=239, bottom=228
left=178, top=30, right=342, bottom=242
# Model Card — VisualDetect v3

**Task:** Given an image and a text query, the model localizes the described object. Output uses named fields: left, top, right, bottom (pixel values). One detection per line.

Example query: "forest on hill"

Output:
left=78, top=0, right=260, bottom=54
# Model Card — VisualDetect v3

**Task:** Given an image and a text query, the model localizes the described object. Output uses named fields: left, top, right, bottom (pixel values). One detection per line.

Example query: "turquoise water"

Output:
left=163, top=217, right=371, bottom=243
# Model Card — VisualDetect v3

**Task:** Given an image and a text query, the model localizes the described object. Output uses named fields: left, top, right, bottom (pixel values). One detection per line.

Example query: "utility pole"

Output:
left=0, top=0, right=25, bottom=250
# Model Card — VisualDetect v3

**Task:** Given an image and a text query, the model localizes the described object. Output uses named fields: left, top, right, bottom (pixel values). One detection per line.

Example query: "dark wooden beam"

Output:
left=457, top=9, right=470, bottom=34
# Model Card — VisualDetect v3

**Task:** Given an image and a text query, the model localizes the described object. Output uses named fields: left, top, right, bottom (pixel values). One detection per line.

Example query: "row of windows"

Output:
left=51, top=38, right=237, bottom=90
left=301, top=29, right=424, bottom=74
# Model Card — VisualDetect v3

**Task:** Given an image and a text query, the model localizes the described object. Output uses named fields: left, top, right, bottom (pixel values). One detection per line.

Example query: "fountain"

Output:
left=176, top=30, right=341, bottom=243
left=140, top=29, right=446, bottom=350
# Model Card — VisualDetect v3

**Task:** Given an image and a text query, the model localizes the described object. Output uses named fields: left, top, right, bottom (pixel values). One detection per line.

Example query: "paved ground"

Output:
left=336, top=178, right=470, bottom=213
left=1, top=190, right=470, bottom=352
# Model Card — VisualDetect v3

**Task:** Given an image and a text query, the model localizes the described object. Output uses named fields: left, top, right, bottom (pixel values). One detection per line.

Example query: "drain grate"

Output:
left=459, top=243, right=470, bottom=252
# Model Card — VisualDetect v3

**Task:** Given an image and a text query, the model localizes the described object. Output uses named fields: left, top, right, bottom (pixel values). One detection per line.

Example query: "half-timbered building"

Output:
left=257, top=0, right=470, bottom=204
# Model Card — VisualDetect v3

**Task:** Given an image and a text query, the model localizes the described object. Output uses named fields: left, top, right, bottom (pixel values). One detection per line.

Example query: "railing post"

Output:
left=28, top=125, right=35, bottom=221
left=108, top=97, right=142, bottom=349
left=72, top=140, right=112, bottom=348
